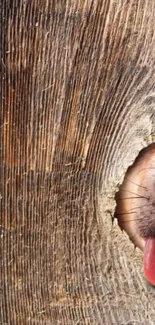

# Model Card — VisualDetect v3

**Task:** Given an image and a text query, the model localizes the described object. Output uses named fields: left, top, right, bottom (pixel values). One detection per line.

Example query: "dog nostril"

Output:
left=115, top=143, right=155, bottom=251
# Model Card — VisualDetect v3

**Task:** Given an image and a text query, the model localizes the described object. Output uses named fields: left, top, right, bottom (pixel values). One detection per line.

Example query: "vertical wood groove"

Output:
left=1, top=1, right=155, bottom=324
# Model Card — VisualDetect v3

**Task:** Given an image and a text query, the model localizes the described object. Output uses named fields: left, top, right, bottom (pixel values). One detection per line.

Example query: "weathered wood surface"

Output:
left=1, top=1, right=155, bottom=324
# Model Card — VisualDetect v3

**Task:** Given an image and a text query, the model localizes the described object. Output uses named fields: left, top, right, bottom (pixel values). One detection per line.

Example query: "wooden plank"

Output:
left=0, top=1, right=155, bottom=324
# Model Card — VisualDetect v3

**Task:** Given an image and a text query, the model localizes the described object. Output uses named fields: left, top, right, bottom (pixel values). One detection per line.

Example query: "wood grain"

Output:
left=1, top=1, right=155, bottom=324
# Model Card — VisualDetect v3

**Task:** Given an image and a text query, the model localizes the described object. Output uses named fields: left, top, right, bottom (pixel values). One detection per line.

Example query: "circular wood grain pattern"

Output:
left=1, top=1, right=155, bottom=324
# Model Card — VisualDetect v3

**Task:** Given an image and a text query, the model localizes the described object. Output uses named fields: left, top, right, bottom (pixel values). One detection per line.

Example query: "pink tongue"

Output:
left=144, top=238, right=155, bottom=286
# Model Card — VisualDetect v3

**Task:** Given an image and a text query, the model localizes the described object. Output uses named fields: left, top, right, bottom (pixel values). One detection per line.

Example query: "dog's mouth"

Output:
left=115, top=143, right=155, bottom=286
left=144, top=238, right=155, bottom=286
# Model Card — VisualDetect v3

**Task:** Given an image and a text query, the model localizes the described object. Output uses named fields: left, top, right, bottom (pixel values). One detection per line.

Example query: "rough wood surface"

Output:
left=1, top=1, right=155, bottom=324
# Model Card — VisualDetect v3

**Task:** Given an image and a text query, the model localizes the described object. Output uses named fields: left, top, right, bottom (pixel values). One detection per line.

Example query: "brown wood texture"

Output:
left=1, top=1, right=155, bottom=324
